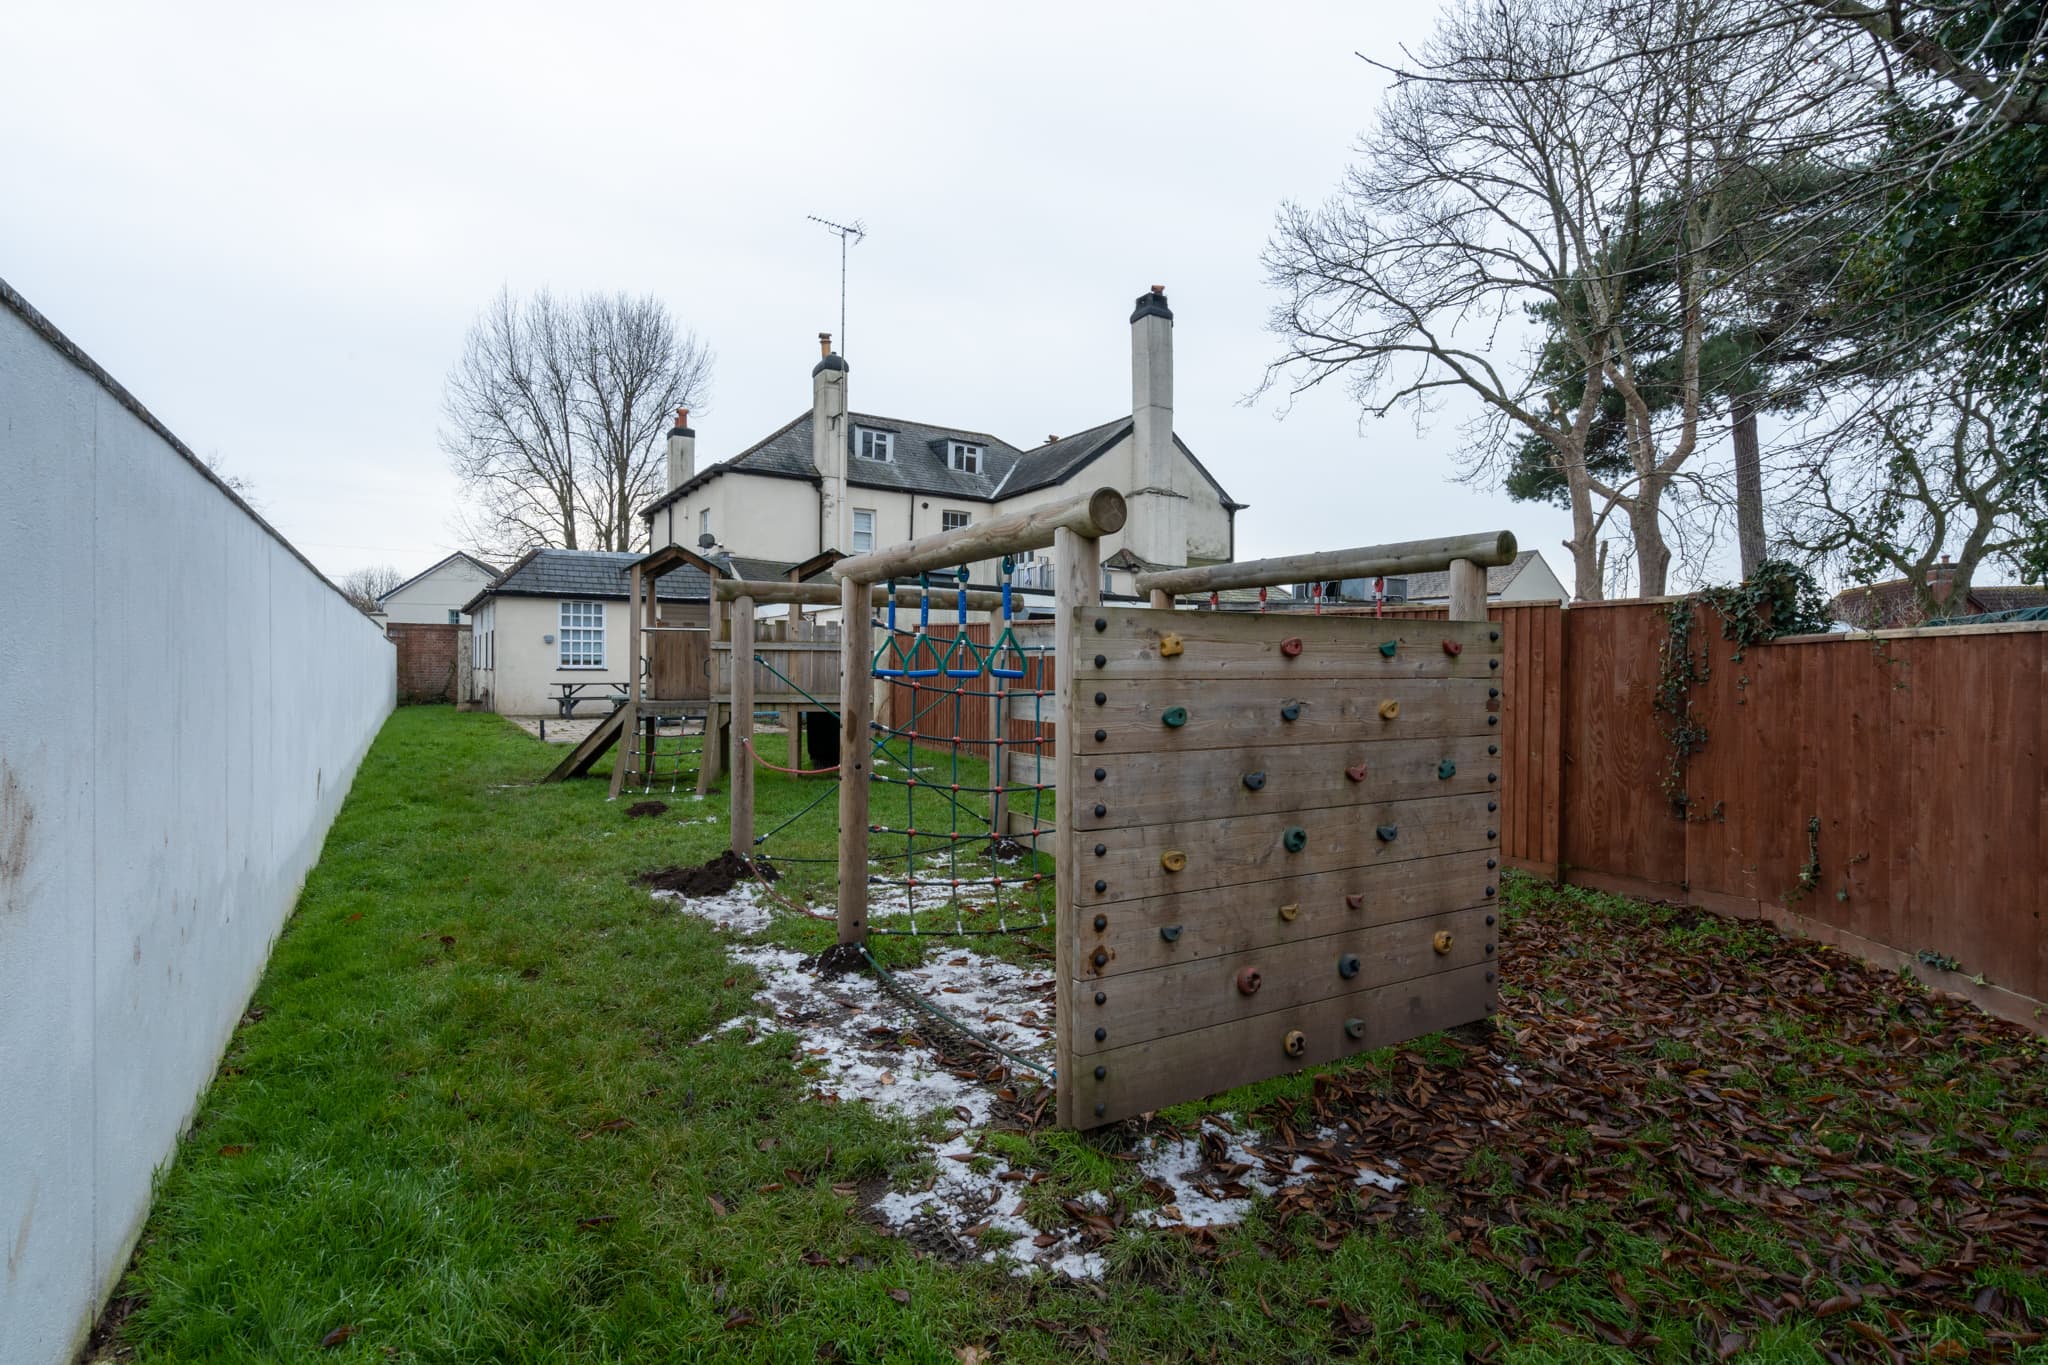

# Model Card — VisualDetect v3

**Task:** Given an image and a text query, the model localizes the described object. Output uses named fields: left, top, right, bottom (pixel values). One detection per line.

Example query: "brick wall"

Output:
left=387, top=622, right=463, bottom=704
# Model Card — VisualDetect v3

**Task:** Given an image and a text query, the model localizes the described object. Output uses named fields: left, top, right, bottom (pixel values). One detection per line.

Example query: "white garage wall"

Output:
left=0, top=281, right=395, bottom=1365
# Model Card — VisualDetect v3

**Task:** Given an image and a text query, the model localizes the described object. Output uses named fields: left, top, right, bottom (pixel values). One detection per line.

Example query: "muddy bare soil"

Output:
left=635, top=850, right=778, bottom=897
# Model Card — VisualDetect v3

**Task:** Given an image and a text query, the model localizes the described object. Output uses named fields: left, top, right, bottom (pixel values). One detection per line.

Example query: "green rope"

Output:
left=858, top=944, right=1054, bottom=1079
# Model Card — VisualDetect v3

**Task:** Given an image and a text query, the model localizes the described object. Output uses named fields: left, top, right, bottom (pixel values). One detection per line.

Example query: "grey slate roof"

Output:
left=462, top=548, right=716, bottom=613
left=1387, top=551, right=1537, bottom=602
left=640, top=409, right=1242, bottom=517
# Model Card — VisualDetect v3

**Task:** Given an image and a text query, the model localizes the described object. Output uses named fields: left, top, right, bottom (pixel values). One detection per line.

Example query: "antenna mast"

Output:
left=805, top=214, right=866, bottom=355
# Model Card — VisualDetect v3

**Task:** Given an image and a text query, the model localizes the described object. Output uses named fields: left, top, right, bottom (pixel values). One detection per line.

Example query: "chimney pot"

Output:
left=1048, top=434, right=1060, bottom=443
left=819, top=332, right=833, bottom=357
left=677, top=407, right=689, bottom=425
left=1150, top=285, right=1164, bottom=295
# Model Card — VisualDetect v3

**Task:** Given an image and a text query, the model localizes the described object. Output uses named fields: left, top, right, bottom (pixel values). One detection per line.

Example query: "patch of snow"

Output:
left=653, top=882, right=777, bottom=936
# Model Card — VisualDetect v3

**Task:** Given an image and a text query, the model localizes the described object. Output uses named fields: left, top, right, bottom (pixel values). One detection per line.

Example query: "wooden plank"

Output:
left=1074, top=734, right=1501, bottom=830
left=1076, top=907, right=1494, bottom=1052
left=730, top=595, right=755, bottom=857
left=545, top=703, right=627, bottom=783
left=1079, top=791, right=1498, bottom=906
left=1073, top=963, right=1495, bottom=1127
left=836, top=577, right=872, bottom=945
left=1083, top=608, right=1499, bottom=680
left=1133, top=530, right=1517, bottom=598
left=1081, top=849, right=1497, bottom=976
left=1052, top=524, right=1097, bottom=1129
left=1076, top=677, right=1498, bottom=754
left=835, top=486, right=1126, bottom=583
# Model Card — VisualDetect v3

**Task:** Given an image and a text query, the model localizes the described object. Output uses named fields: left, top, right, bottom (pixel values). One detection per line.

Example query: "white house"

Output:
left=1381, top=550, right=1570, bottom=608
left=376, top=551, right=499, bottom=625
left=638, top=287, right=1243, bottom=596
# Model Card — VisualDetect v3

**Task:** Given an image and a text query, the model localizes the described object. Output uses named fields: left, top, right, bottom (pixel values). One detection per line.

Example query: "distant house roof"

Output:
left=377, top=550, right=500, bottom=607
left=1829, top=575, right=2048, bottom=629
left=461, top=548, right=721, bottom=614
left=639, top=409, right=1241, bottom=518
left=1395, top=551, right=1542, bottom=603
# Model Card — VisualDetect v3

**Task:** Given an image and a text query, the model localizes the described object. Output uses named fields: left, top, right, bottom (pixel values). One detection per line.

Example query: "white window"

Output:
left=948, top=442, right=983, bottom=473
left=856, top=429, right=894, bottom=462
left=559, top=601, right=605, bottom=668
left=852, top=508, right=876, bottom=553
left=699, top=507, right=710, bottom=537
left=447, top=609, right=460, bottom=624
left=942, top=510, right=970, bottom=533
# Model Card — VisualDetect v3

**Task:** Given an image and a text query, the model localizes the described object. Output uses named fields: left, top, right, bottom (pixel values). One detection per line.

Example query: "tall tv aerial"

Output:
left=806, top=214, right=866, bottom=356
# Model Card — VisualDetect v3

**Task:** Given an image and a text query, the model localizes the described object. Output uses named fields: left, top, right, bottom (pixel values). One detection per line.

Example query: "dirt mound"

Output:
left=636, top=849, right=779, bottom=897
left=624, top=800, right=669, bottom=818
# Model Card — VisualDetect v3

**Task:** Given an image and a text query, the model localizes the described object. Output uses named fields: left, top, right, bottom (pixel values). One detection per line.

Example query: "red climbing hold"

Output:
left=1344, top=763, right=1368, bottom=783
left=1441, top=639, right=1464, bottom=656
left=1236, top=966, right=1263, bottom=996
left=1280, top=636, right=1304, bottom=658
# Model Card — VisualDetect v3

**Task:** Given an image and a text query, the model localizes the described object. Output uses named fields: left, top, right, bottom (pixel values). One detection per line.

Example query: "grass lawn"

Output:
left=99, top=707, right=2048, bottom=1363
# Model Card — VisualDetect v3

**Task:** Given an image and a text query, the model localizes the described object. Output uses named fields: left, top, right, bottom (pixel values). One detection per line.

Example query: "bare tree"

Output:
left=1776, top=368, right=2035, bottom=622
left=442, top=288, right=713, bottom=558
left=1262, top=0, right=1869, bottom=597
left=336, top=564, right=406, bottom=615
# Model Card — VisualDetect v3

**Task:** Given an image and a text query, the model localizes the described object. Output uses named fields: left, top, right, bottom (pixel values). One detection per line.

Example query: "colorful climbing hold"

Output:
left=1242, top=770, right=1266, bottom=791
left=1375, top=824, right=1399, bottom=842
left=1377, top=699, right=1400, bottom=720
left=1441, top=639, right=1463, bottom=656
left=1161, top=705, right=1188, bottom=728
left=1277, top=902, right=1300, bottom=922
left=1158, top=632, right=1184, bottom=658
left=1159, top=924, right=1183, bottom=943
left=1378, top=640, right=1398, bottom=658
left=1282, top=826, right=1308, bottom=852
left=1345, top=893, right=1364, bottom=910
left=1437, top=759, right=1457, bottom=780
left=1280, top=702, right=1302, bottom=722
left=1344, top=1018, right=1366, bottom=1040
left=1280, top=636, right=1304, bottom=658
left=1337, top=954, right=1361, bottom=979
left=1160, top=849, right=1188, bottom=873
left=1433, top=930, right=1454, bottom=955
left=1236, top=967, right=1263, bottom=996
left=1345, top=763, right=1369, bottom=783
left=1283, top=1029, right=1307, bottom=1058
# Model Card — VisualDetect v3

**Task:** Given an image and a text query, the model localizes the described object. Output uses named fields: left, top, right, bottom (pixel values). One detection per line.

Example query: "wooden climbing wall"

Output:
left=1057, top=607, right=1504, bottom=1128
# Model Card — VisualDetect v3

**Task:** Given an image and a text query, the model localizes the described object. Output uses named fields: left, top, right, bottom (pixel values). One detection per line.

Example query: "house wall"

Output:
left=0, top=286, right=395, bottom=1365
left=469, top=596, right=626, bottom=716
left=1501, top=553, right=1570, bottom=606
left=656, top=475, right=819, bottom=563
left=381, top=558, right=497, bottom=625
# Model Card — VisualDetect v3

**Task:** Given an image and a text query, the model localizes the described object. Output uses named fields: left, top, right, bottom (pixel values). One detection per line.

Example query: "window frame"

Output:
left=941, top=509, right=971, bottom=533
left=852, top=508, right=877, bottom=553
left=558, top=600, right=606, bottom=669
left=856, top=429, right=895, bottom=462
left=948, top=442, right=983, bottom=473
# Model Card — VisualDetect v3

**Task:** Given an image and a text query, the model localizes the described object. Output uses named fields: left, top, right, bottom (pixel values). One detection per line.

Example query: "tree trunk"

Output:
left=1732, top=391, right=1765, bottom=578
left=1629, top=495, right=1673, bottom=596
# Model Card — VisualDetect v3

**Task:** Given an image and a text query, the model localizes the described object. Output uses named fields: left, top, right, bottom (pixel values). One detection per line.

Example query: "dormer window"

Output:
left=948, top=442, right=983, bottom=474
left=856, top=429, right=895, bottom=462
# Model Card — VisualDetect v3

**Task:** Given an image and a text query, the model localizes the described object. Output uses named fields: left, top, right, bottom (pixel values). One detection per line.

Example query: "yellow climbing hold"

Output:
left=1378, top=699, right=1401, bottom=720
left=1159, top=632, right=1184, bottom=658
left=1277, top=902, right=1300, bottom=922
left=1433, top=930, right=1454, bottom=955
left=1160, top=849, right=1188, bottom=873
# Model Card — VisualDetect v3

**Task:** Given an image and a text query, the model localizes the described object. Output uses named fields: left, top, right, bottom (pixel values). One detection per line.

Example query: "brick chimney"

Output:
left=665, top=408, right=695, bottom=491
left=811, top=333, right=849, bottom=555
left=1931, top=552, right=1956, bottom=606
left=1126, top=285, right=1187, bottom=567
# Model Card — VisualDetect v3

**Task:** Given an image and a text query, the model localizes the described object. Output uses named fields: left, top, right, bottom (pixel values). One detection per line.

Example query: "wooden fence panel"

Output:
left=1559, top=602, right=1687, bottom=897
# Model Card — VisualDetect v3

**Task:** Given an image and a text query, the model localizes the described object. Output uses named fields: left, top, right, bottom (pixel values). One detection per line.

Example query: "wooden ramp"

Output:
left=543, top=706, right=626, bottom=782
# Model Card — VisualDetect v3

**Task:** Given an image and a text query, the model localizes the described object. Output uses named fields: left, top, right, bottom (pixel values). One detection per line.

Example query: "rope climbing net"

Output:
left=862, top=559, right=1057, bottom=938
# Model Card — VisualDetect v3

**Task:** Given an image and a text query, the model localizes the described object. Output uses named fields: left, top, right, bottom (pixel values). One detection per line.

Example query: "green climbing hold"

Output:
left=1282, top=826, right=1308, bottom=852
left=1345, top=1018, right=1366, bottom=1039
left=1437, top=759, right=1457, bottom=780
left=1161, top=706, right=1188, bottom=728
left=1378, top=640, right=1398, bottom=658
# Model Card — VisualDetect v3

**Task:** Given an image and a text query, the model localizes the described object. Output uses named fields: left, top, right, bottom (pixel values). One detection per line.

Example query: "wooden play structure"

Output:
left=829, top=488, right=1518, bottom=1129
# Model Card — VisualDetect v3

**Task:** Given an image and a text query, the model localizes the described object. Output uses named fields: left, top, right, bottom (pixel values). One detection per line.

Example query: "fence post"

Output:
left=1448, top=558, right=1486, bottom=622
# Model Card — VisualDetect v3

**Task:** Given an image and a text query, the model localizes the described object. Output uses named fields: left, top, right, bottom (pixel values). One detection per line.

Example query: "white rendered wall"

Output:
left=380, top=558, right=498, bottom=625
left=0, top=287, right=395, bottom=1365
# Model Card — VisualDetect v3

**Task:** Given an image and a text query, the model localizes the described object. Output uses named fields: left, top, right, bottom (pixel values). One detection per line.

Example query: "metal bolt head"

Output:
left=1094, top=691, right=1106, bottom=705
left=1095, top=1102, right=1106, bottom=1116
left=1094, top=1065, right=1107, bottom=1079
left=1095, top=1027, right=1106, bottom=1041
left=1094, top=991, right=1106, bottom=1005
left=1094, top=842, right=1106, bottom=856
left=1094, top=654, right=1106, bottom=668
left=1094, top=618, right=1107, bottom=632
left=1094, top=729, right=1107, bottom=742
left=1094, top=768, right=1106, bottom=781
left=1093, top=914, right=1107, bottom=931
left=1092, top=948, right=1108, bottom=967
left=1094, top=879, right=1107, bottom=893
left=1094, top=803, right=1106, bottom=817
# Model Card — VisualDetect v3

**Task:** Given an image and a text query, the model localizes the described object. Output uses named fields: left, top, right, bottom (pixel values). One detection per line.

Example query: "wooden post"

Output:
left=698, top=594, right=725, bottom=795
left=836, top=575, right=873, bottom=946
left=1148, top=589, right=1173, bottom=610
left=787, top=600, right=804, bottom=770
left=731, top=594, right=756, bottom=857
left=1052, top=524, right=1098, bottom=1129
left=610, top=567, right=643, bottom=799
left=1448, top=558, right=1487, bottom=622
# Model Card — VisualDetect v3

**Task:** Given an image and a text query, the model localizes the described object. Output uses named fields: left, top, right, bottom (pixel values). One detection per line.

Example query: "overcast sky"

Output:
left=4, top=2, right=1716, bottom=591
